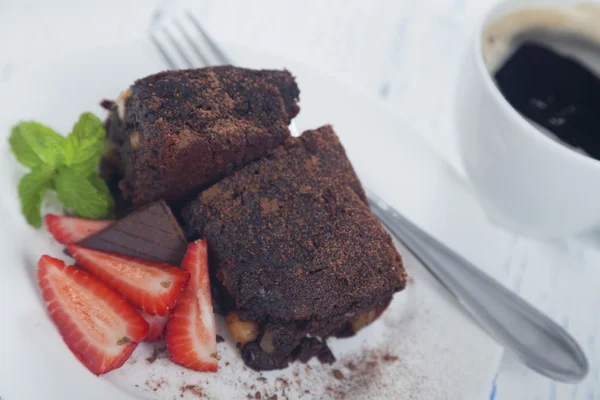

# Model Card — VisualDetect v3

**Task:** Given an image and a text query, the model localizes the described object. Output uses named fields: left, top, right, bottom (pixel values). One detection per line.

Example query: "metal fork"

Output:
left=149, top=12, right=588, bottom=383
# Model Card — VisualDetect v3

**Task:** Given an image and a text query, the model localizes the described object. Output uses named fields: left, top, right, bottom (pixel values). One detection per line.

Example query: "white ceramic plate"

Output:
left=0, top=37, right=502, bottom=400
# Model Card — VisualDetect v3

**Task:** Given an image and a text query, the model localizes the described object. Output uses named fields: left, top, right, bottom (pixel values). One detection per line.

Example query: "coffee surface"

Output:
left=495, top=41, right=600, bottom=160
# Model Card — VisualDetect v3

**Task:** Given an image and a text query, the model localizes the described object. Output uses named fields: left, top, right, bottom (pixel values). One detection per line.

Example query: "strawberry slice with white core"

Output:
left=139, top=310, right=169, bottom=342
left=37, top=255, right=149, bottom=375
left=67, top=244, right=190, bottom=316
left=45, top=214, right=111, bottom=245
left=166, top=239, right=218, bottom=372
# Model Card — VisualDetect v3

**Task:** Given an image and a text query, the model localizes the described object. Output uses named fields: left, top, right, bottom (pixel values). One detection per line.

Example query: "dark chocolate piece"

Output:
left=182, top=125, right=407, bottom=370
left=78, top=201, right=187, bottom=265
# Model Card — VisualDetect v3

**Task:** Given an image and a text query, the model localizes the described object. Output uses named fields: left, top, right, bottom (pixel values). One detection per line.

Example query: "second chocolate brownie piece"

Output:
left=182, top=125, right=407, bottom=370
left=101, top=66, right=300, bottom=207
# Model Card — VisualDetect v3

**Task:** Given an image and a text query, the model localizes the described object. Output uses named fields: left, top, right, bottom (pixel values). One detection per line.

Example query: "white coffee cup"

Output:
left=455, top=0, right=600, bottom=238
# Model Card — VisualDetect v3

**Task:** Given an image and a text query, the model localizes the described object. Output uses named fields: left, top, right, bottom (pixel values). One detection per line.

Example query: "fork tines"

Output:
left=151, top=11, right=231, bottom=70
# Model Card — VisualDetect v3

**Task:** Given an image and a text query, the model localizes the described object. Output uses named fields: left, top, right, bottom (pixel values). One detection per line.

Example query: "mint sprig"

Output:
left=18, top=166, right=53, bottom=227
left=64, top=112, right=106, bottom=174
left=54, top=167, right=114, bottom=219
left=9, top=113, right=114, bottom=227
left=9, top=122, right=65, bottom=168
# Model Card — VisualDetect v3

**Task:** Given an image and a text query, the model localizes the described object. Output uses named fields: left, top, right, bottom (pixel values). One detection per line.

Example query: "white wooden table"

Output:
left=1, top=0, right=599, bottom=399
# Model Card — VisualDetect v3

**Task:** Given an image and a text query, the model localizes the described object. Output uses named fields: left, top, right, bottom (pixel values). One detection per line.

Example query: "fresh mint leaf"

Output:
left=9, top=125, right=43, bottom=168
left=64, top=113, right=106, bottom=174
left=18, top=167, right=53, bottom=227
left=87, top=173, right=115, bottom=208
left=53, top=167, right=113, bottom=219
left=9, top=122, right=65, bottom=168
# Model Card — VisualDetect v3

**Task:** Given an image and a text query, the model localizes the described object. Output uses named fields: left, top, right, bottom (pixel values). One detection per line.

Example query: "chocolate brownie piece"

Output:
left=101, top=66, right=300, bottom=207
left=182, top=125, right=407, bottom=370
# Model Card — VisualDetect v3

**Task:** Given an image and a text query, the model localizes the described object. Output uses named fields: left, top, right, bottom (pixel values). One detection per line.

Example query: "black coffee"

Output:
left=495, top=42, right=600, bottom=160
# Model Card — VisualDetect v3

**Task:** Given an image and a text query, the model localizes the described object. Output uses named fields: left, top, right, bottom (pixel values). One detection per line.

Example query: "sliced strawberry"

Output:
left=165, top=239, right=218, bottom=372
left=37, top=255, right=149, bottom=375
left=139, top=310, right=169, bottom=342
left=45, top=214, right=112, bottom=245
left=67, top=244, right=190, bottom=316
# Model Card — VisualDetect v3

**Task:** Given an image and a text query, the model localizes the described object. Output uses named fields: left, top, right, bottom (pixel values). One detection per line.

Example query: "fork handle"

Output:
left=367, top=192, right=588, bottom=383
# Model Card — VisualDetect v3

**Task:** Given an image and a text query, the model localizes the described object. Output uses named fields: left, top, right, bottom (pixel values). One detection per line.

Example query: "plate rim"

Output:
left=0, top=35, right=502, bottom=400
